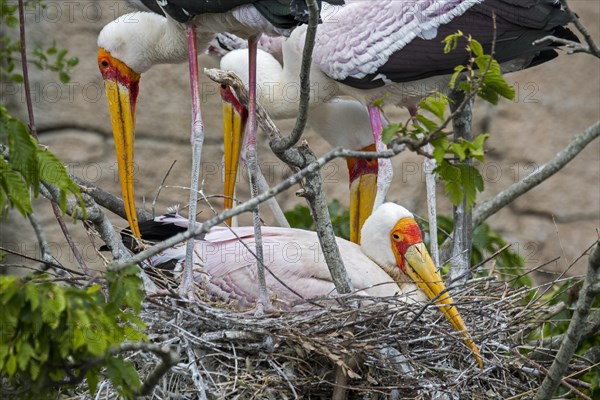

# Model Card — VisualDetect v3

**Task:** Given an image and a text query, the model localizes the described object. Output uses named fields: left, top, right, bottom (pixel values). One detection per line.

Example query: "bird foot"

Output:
left=177, top=276, right=197, bottom=302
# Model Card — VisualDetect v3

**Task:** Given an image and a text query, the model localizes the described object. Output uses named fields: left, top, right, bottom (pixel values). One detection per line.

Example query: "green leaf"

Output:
left=17, top=341, right=34, bottom=371
left=7, top=118, right=39, bottom=191
left=382, top=123, right=401, bottom=144
left=445, top=181, right=464, bottom=206
left=29, top=360, right=41, bottom=380
left=414, top=114, right=439, bottom=133
left=431, top=137, right=449, bottom=164
left=450, top=142, right=467, bottom=161
left=449, top=65, right=465, bottom=89
left=59, top=71, right=69, bottom=84
left=106, top=356, right=141, bottom=398
left=24, top=283, right=40, bottom=311
left=10, top=73, right=23, bottom=83
left=443, top=31, right=463, bottom=54
left=86, top=368, right=100, bottom=394
left=469, top=134, right=489, bottom=162
left=419, top=95, right=448, bottom=121
left=6, top=353, right=17, bottom=377
left=67, top=57, right=79, bottom=67
left=37, top=148, right=83, bottom=213
left=0, top=158, right=32, bottom=216
left=469, top=39, right=484, bottom=58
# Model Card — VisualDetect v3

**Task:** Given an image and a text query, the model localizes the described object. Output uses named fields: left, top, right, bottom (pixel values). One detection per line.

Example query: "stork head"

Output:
left=361, top=203, right=483, bottom=368
left=97, top=12, right=187, bottom=237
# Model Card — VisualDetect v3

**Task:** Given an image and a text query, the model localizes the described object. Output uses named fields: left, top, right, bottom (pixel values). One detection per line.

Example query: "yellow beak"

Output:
left=349, top=173, right=377, bottom=244
left=98, top=49, right=141, bottom=238
left=221, top=86, right=247, bottom=225
left=347, top=145, right=378, bottom=244
left=396, top=238, right=483, bottom=368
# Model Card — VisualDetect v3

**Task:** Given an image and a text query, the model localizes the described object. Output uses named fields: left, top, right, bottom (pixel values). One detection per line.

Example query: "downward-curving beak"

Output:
left=98, top=48, right=141, bottom=238
left=220, top=85, right=248, bottom=225
left=347, top=145, right=378, bottom=244
left=391, top=217, right=483, bottom=368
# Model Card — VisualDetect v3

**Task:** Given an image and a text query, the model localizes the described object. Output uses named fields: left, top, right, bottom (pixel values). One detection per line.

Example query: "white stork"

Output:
left=131, top=202, right=483, bottom=367
left=215, top=0, right=576, bottom=241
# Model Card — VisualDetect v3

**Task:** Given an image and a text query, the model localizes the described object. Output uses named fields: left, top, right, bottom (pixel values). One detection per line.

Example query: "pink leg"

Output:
left=367, top=105, right=393, bottom=211
left=246, top=35, right=271, bottom=314
left=180, top=24, right=205, bottom=300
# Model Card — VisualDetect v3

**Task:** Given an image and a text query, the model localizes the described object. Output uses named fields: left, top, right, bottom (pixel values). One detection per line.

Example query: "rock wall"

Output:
left=1, top=0, right=598, bottom=283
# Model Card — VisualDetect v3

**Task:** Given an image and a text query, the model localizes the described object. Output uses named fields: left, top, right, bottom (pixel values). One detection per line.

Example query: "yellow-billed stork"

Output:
left=97, top=0, right=344, bottom=298
left=134, top=202, right=484, bottom=367
left=97, top=0, right=343, bottom=238
left=215, top=0, right=576, bottom=241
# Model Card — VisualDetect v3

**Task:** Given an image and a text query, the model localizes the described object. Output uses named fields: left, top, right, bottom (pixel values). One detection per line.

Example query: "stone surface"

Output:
left=1, top=1, right=598, bottom=283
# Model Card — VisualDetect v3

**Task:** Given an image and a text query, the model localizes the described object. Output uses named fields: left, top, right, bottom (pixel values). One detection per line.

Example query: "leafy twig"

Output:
left=440, top=120, right=600, bottom=264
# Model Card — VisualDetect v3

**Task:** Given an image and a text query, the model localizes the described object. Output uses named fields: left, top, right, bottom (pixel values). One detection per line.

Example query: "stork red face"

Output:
left=389, top=217, right=483, bottom=368
left=98, top=48, right=142, bottom=237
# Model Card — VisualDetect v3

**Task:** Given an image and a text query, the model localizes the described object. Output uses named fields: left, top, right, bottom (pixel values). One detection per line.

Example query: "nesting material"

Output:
left=83, top=269, right=586, bottom=399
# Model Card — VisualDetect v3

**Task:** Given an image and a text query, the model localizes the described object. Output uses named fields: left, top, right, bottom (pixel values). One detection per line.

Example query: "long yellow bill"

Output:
left=98, top=49, right=141, bottom=238
left=391, top=218, right=483, bottom=368
left=221, top=85, right=247, bottom=226
left=347, top=144, right=378, bottom=244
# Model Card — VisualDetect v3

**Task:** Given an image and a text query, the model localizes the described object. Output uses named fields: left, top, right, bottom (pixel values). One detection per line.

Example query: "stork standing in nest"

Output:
left=97, top=0, right=343, bottom=297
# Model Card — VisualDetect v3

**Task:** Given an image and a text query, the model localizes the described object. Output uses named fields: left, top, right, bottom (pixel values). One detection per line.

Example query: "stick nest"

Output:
left=85, top=272, right=583, bottom=399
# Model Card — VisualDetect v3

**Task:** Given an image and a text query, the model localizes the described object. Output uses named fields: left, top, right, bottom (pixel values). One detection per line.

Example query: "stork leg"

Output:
left=409, top=106, right=440, bottom=268
left=246, top=35, right=271, bottom=314
left=367, top=106, right=393, bottom=211
left=180, top=24, right=205, bottom=300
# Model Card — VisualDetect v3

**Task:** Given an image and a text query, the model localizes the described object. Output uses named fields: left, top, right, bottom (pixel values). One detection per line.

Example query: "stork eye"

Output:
left=220, top=83, right=227, bottom=89
left=392, top=233, right=401, bottom=241
left=100, top=60, right=109, bottom=68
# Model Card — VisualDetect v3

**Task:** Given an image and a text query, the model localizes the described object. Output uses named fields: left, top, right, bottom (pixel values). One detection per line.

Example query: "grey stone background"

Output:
left=1, top=1, right=598, bottom=283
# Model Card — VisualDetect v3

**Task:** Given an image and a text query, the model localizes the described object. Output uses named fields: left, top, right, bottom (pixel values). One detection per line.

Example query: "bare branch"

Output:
left=561, top=0, right=600, bottom=57
left=49, top=202, right=88, bottom=274
left=532, top=35, right=596, bottom=56
left=270, top=0, right=320, bottom=152
left=151, top=160, right=177, bottom=217
left=73, top=176, right=154, bottom=223
left=17, top=0, right=36, bottom=139
left=473, top=120, right=600, bottom=227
